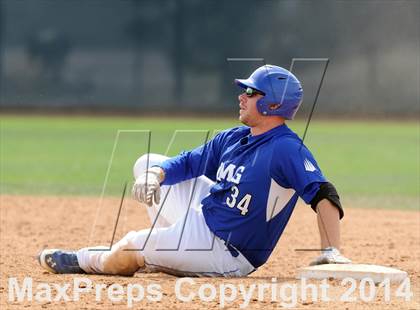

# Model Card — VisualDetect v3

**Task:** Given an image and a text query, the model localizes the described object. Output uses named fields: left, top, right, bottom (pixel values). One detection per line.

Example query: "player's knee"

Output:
left=133, top=154, right=150, bottom=179
left=133, top=153, right=169, bottom=179
left=101, top=234, right=145, bottom=276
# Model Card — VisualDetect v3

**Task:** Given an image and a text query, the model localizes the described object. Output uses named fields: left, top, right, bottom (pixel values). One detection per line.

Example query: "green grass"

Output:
left=0, top=115, right=419, bottom=210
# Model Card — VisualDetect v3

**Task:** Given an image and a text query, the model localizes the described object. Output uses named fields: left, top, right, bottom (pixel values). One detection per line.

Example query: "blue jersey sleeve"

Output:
left=159, top=131, right=229, bottom=185
left=271, top=138, right=327, bottom=204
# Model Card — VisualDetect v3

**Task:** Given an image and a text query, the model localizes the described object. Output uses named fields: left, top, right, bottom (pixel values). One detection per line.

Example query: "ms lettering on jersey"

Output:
left=216, top=162, right=245, bottom=184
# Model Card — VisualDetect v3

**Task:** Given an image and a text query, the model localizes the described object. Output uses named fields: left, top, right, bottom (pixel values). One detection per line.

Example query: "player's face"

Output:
left=238, top=90, right=264, bottom=127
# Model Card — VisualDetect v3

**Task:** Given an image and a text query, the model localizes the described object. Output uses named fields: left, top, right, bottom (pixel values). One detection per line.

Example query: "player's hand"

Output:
left=309, top=247, right=352, bottom=266
left=132, top=167, right=164, bottom=207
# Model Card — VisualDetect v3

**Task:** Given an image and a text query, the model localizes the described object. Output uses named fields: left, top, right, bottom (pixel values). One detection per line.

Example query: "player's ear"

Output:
left=268, top=104, right=281, bottom=111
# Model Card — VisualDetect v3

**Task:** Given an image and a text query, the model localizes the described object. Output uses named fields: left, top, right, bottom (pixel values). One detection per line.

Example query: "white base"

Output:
left=297, top=264, right=407, bottom=283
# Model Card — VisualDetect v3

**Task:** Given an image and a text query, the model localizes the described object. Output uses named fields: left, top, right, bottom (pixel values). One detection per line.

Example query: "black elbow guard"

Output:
left=310, top=182, right=344, bottom=219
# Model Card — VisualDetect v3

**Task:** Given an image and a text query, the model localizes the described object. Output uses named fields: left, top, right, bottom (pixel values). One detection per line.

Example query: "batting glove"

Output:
left=309, top=247, right=352, bottom=266
left=132, top=167, right=164, bottom=207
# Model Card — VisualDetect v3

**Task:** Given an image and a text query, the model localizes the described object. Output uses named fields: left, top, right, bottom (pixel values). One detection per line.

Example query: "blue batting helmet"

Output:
left=235, top=64, right=303, bottom=119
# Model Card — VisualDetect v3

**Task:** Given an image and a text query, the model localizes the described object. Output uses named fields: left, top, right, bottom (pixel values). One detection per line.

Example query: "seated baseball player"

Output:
left=38, top=64, right=351, bottom=277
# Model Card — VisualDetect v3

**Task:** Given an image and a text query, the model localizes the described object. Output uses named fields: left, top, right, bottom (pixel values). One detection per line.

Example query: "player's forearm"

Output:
left=316, top=199, right=341, bottom=249
left=159, top=144, right=216, bottom=185
left=158, top=153, right=192, bottom=185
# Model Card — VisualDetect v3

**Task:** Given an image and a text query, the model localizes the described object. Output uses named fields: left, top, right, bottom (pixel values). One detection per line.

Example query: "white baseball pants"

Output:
left=77, top=153, right=255, bottom=277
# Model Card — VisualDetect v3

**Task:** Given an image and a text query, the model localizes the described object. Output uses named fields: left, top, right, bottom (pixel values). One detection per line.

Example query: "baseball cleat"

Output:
left=38, top=249, right=85, bottom=274
left=309, top=247, right=352, bottom=266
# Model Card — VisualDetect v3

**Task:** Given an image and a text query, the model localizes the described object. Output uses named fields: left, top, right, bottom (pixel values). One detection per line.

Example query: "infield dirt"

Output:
left=1, top=195, right=419, bottom=309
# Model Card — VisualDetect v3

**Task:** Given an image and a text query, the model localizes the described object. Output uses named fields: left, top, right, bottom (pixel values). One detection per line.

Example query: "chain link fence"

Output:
left=0, top=0, right=418, bottom=117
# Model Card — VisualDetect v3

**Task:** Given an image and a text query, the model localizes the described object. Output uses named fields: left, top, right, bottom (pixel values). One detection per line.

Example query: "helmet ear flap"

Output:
left=256, top=98, right=283, bottom=116
left=256, top=97, right=271, bottom=116
left=256, top=98, right=266, bottom=115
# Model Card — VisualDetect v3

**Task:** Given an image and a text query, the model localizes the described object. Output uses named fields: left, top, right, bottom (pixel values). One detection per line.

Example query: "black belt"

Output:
left=224, top=241, right=240, bottom=258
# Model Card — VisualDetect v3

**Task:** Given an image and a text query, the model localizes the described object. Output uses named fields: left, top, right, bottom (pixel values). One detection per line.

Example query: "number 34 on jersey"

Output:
left=226, top=185, right=252, bottom=215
